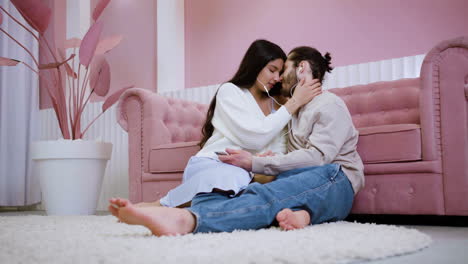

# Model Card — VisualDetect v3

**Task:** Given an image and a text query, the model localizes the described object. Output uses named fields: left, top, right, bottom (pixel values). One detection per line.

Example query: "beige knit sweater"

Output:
left=252, top=91, right=365, bottom=194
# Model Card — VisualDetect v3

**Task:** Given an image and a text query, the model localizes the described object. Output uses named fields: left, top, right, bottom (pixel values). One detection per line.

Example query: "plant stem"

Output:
left=20, top=62, right=39, bottom=74
left=79, top=67, right=90, bottom=112
left=66, top=66, right=74, bottom=138
left=41, top=36, right=71, bottom=138
left=57, top=64, right=71, bottom=139
left=77, top=64, right=81, bottom=109
left=41, top=35, right=59, bottom=64
left=73, top=67, right=91, bottom=136
left=71, top=48, right=77, bottom=122
left=81, top=111, right=105, bottom=138
left=73, top=64, right=82, bottom=135
left=0, top=6, right=39, bottom=42
left=81, top=88, right=95, bottom=117
left=0, top=28, right=39, bottom=67
left=38, top=42, right=59, bottom=94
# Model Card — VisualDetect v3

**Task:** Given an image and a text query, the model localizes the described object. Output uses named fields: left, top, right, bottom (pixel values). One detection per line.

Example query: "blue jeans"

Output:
left=187, top=164, right=354, bottom=233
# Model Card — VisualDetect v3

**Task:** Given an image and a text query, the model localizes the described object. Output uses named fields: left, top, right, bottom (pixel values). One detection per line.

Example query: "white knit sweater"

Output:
left=196, top=82, right=291, bottom=159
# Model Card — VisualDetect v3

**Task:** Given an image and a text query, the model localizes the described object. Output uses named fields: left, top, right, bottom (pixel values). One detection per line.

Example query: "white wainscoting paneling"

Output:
left=318, top=54, right=424, bottom=90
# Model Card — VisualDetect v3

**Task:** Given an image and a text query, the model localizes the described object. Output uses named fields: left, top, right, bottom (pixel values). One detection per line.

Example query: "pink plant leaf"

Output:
left=79, top=21, right=103, bottom=68
left=0, top=57, right=20, bottom=66
left=38, top=54, right=75, bottom=70
left=57, top=49, right=78, bottom=79
left=11, top=0, right=51, bottom=34
left=102, top=85, right=135, bottom=112
left=64, top=38, right=82, bottom=49
left=90, top=56, right=111, bottom=96
left=92, top=0, right=111, bottom=21
left=95, top=35, right=123, bottom=55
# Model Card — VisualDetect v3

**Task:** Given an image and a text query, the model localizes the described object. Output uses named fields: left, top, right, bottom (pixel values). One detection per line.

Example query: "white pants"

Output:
left=159, top=157, right=252, bottom=207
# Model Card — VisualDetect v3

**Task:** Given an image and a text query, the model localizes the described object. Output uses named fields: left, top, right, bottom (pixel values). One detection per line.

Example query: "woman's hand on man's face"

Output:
left=292, top=78, right=322, bottom=106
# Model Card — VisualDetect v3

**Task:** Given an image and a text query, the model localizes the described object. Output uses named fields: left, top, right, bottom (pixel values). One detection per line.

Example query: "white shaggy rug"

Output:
left=0, top=215, right=431, bottom=264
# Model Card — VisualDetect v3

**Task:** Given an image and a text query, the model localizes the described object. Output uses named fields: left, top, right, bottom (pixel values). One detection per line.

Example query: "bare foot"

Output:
left=108, top=204, right=119, bottom=218
left=135, top=200, right=162, bottom=208
left=108, top=197, right=129, bottom=219
left=117, top=198, right=196, bottom=236
left=276, top=209, right=311, bottom=231
left=109, top=197, right=129, bottom=208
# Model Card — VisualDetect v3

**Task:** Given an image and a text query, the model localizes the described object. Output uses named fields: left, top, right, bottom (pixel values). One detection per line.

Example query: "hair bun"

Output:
left=323, top=52, right=333, bottom=73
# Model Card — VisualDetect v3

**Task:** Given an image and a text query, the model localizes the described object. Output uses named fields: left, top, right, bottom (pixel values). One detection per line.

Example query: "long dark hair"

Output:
left=287, top=46, right=333, bottom=83
left=198, top=39, right=286, bottom=148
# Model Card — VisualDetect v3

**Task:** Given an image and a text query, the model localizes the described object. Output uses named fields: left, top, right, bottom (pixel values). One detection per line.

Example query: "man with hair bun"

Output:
left=108, top=47, right=365, bottom=236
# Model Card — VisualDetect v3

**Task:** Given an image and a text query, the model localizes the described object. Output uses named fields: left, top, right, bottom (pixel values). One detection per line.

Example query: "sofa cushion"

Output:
left=149, top=141, right=200, bottom=173
left=357, top=124, right=421, bottom=164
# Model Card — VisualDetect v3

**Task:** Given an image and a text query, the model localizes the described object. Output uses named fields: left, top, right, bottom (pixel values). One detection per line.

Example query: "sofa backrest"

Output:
left=329, top=78, right=420, bottom=128
left=158, top=78, right=421, bottom=145
left=158, top=97, right=208, bottom=144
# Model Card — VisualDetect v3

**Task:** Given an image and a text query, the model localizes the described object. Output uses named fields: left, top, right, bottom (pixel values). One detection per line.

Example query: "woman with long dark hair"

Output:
left=154, top=39, right=321, bottom=207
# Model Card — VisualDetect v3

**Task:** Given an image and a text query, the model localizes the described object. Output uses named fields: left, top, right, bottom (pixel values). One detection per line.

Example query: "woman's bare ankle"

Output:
left=135, top=200, right=162, bottom=208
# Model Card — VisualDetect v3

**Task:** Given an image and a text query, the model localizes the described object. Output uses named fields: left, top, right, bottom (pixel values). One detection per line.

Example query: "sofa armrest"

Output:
left=116, top=88, right=158, bottom=201
left=116, top=88, right=207, bottom=202
left=420, top=36, right=468, bottom=161
left=420, top=36, right=468, bottom=215
left=465, top=82, right=468, bottom=100
left=117, top=88, right=155, bottom=132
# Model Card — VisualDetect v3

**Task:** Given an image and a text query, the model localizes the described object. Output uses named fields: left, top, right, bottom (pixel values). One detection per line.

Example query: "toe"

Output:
left=108, top=205, right=118, bottom=217
left=276, top=208, right=290, bottom=222
left=116, top=198, right=126, bottom=207
left=120, top=199, right=130, bottom=207
left=276, top=212, right=285, bottom=222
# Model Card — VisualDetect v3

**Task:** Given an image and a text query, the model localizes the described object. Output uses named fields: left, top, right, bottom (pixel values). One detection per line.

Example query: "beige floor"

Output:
left=1, top=210, right=467, bottom=264
left=369, top=225, right=468, bottom=264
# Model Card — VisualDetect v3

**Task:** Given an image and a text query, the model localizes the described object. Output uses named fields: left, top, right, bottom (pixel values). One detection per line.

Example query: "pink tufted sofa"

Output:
left=117, top=36, right=468, bottom=216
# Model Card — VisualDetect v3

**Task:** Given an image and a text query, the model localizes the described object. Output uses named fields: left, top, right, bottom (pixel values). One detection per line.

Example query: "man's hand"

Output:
left=218, top=148, right=253, bottom=171
left=256, top=150, right=276, bottom=157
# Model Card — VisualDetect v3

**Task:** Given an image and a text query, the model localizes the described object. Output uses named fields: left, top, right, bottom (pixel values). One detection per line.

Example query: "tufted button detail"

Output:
left=464, top=74, right=468, bottom=99
left=408, top=187, right=414, bottom=194
left=371, top=187, right=377, bottom=194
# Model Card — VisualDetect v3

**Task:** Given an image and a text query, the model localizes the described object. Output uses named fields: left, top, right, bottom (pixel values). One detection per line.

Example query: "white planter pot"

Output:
left=31, top=140, right=112, bottom=215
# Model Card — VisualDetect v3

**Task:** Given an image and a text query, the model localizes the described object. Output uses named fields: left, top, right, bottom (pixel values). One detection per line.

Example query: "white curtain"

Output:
left=0, top=0, right=41, bottom=206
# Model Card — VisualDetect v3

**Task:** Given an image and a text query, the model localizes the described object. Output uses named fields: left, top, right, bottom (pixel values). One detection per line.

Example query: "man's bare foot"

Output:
left=116, top=198, right=196, bottom=236
left=276, top=209, right=311, bottom=231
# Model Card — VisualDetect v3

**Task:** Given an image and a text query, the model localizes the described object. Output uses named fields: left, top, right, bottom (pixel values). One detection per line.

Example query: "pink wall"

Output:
left=40, top=0, right=157, bottom=108
left=90, top=0, right=157, bottom=102
left=185, top=0, right=468, bottom=88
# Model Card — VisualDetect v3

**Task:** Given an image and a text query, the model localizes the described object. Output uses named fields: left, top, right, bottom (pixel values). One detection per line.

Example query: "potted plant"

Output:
left=0, top=0, right=133, bottom=215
